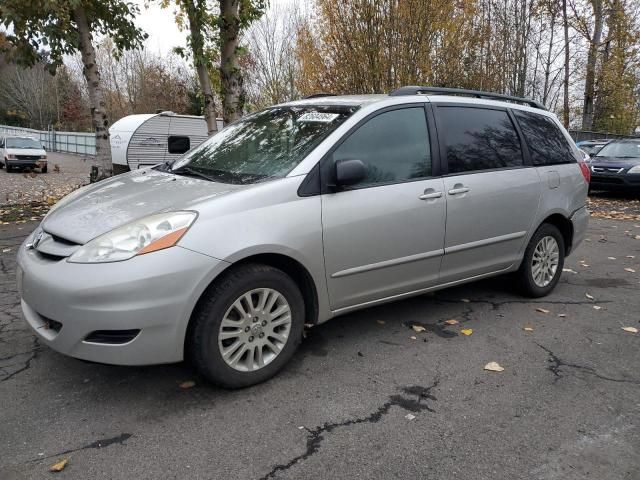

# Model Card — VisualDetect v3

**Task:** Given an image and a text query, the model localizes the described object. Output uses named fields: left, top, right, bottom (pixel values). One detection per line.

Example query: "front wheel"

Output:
left=188, top=263, right=305, bottom=388
left=516, top=223, right=565, bottom=297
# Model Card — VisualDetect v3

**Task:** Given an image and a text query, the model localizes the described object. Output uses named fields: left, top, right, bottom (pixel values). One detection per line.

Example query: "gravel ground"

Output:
left=0, top=152, right=97, bottom=206
left=1, top=218, right=639, bottom=479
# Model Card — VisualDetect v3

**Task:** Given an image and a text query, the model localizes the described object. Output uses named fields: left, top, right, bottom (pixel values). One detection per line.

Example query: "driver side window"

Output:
left=332, top=107, right=431, bottom=187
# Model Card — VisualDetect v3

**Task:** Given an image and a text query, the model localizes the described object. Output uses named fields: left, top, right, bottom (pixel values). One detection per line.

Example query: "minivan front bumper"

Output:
left=17, top=241, right=227, bottom=365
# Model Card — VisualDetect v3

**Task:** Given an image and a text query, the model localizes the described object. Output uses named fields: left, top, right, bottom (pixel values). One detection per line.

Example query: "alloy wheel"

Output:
left=531, top=235, right=560, bottom=287
left=218, top=288, right=292, bottom=372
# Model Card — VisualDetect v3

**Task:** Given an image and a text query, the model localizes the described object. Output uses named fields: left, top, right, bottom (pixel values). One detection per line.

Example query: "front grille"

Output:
left=84, top=329, right=141, bottom=345
left=591, top=166, right=625, bottom=174
left=34, top=230, right=81, bottom=258
left=16, top=155, right=41, bottom=161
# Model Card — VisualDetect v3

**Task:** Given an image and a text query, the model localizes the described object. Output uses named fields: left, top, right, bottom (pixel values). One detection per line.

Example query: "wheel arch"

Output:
left=540, top=213, right=574, bottom=255
left=184, top=252, right=321, bottom=358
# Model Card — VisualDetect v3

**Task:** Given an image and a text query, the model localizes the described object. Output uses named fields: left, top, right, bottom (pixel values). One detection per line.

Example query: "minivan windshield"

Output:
left=595, top=141, right=640, bottom=158
left=169, top=105, right=357, bottom=184
left=6, top=137, right=42, bottom=149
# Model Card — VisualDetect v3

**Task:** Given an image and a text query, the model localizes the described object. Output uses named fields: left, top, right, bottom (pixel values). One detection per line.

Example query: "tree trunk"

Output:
left=562, top=0, right=570, bottom=128
left=581, top=0, right=603, bottom=130
left=185, top=0, right=218, bottom=135
left=220, top=0, right=244, bottom=123
left=73, top=5, right=112, bottom=180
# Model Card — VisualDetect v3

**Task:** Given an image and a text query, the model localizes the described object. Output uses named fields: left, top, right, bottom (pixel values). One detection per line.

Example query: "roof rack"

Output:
left=303, top=93, right=337, bottom=99
left=388, top=86, right=546, bottom=110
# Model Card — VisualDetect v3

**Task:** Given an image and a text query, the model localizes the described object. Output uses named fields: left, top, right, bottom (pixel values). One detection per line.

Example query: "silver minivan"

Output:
left=17, top=87, right=590, bottom=388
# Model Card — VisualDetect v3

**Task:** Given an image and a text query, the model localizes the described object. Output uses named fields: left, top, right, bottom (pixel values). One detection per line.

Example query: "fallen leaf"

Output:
left=593, top=305, right=602, bottom=310
left=523, top=326, right=534, bottom=332
left=484, top=361, right=504, bottom=372
left=627, top=255, right=636, bottom=259
left=585, top=293, right=595, bottom=300
left=376, top=320, right=385, bottom=325
left=179, top=380, right=196, bottom=389
left=460, top=328, right=473, bottom=336
left=622, top=327, right=638, bottom=334
left=607, top=257, right=617, bottom=260
left=412, top=325, right=426, bottom=333
left=49, top=458, right=68, bottom=472
left=1, top=248, right=10, bottom=253
left=444, top=319, right=459, bottom=325
left=405, top=413, right=416, bottom=420
left=562, top=268, right=577, bottom=274
left=624, top=268, right=636, bottom=273
left=558, top=313, right=567, bottom=318
left=536, top=308, right=550, bottom=314
left=461, top=298, right=470, bottom=303
left=580, top=263, right=590, bottom=267
left=410, top=336, right=417, bottom=340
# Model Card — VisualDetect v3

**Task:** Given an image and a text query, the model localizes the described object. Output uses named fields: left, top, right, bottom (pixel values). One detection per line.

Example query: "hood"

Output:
left=42, top=168, right=245, bottom=244
left=590, top=156, right=640, bottom=169
left=7, top=148, right=46, bottom=156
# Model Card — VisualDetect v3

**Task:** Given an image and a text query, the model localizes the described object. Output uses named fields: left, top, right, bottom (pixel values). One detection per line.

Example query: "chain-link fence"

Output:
left=0, top=125, right=96, bottom=156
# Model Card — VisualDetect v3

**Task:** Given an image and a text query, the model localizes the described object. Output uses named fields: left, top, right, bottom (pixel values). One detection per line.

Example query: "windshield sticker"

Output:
left=298, top=112, right=340, bottom=123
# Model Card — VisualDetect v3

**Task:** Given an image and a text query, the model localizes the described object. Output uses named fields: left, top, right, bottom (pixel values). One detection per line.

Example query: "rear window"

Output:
left=513, top=110, right=574, bottom=165
left=437, top=107, right=524, bottom=174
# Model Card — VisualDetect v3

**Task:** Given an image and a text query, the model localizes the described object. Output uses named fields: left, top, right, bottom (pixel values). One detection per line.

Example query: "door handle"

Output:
left=448, top=186, right=470, bottom=195
left=419, top=191, right=442, bottom=200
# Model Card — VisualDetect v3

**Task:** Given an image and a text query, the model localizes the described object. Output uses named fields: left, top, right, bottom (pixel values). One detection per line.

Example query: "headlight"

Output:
left=7, top=154, right=15, bottom=159
left=40, top=155, right=47, bottom=159
left=628, top=165, right=640, bottom=174
left=68, top=211, right=197, bottom=263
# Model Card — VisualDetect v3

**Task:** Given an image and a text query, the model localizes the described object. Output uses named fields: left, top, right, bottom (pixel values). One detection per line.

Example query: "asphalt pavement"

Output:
left=1, top=218, right=639, bottom=479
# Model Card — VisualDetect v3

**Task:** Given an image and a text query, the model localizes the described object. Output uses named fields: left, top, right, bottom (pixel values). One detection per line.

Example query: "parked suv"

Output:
left=17, top=87, right=589, bottom=388
left=0, top=135, right=48, bottom=172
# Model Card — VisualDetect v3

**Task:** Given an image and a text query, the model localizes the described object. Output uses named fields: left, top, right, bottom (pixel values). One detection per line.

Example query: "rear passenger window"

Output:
left=168, top=135, right=191, bottom=154
left=513, top=110, right=573, bottom=165
left=332, top=107, right=431, bottom=187
left=438, top=107, right=523, bottom=174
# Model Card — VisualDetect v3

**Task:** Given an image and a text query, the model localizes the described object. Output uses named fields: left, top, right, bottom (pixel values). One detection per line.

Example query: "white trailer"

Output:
left=109, top=112, right=223, bottom=173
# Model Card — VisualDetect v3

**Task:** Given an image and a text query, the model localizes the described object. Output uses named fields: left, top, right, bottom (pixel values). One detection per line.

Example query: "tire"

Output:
left=5, top=162, right=13, bottom=172
left=41, top=165, right=47, bottom=173
left=516, top=223, right=565, bottom=298
left=188, top=263, right=305, bottom=388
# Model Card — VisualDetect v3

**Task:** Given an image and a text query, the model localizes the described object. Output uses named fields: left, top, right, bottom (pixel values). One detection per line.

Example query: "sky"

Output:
left=133, top=0, right=302, bottom=56
left=134, top=2, right=188, bottom=56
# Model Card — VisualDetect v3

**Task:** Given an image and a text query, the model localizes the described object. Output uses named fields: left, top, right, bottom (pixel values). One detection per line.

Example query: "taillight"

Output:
left=578, top=161, right=591, bottom=183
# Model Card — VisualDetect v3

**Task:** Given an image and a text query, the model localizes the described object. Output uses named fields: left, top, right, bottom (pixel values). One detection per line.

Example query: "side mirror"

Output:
left=335, top=159, right=366, bottom=188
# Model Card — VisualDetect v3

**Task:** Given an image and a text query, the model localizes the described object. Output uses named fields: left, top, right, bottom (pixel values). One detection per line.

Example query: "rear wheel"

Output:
left=516, top=223, right=565, bottom=297
left=188, top=263, right=305, bottom=388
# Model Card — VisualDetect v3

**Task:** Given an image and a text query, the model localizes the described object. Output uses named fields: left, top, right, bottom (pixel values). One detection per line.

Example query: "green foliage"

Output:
left=0, top=0, right=147, bottom=73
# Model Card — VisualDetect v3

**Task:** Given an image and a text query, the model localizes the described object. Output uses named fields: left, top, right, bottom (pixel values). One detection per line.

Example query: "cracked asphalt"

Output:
left=1, top=218, right=639, bottom=480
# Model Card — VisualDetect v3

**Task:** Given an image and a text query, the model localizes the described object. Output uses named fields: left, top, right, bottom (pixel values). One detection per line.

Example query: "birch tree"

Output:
left=0, top=0, right=147, bottom=179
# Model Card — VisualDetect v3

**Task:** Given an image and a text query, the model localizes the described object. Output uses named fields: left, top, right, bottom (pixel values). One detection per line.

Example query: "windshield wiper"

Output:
left=171, top=166, right=218, bottom=182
